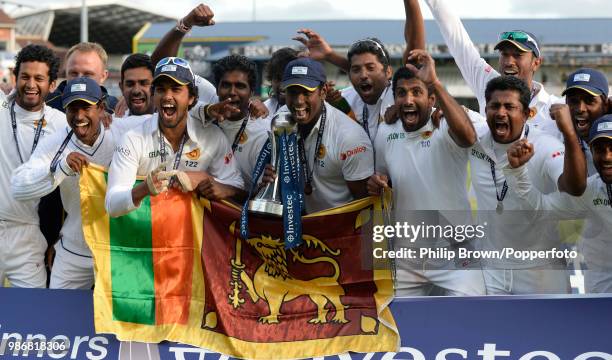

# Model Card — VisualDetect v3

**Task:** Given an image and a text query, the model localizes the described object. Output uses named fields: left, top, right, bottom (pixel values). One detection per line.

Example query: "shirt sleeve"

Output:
left=373, top=126, right=388, bottom=176
left=425, top=0, right=499, bottom=111
left=11, top=129, right=73, bottom=201
left=105, top=131, right=142, bottom=217
left=538, top=137, right=566, bottom=190
left=208, top=131, right=245, bottom=190
left=340, top=124, right=374, bottom=182
left=195, top=75, right=219, bottom=105
left=503, top=164, right=589, bottom=220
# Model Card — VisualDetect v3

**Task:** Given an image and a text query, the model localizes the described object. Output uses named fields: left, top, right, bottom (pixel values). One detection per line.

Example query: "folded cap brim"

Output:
left=494, top=39, right=532, bottom=53
left=589, top=134, right=612, bottom=145
left=153, top=73, right=190, bottom=86
left=281, top=78, right=321, bottom=91
left=562, top=85, right=604, bottom=97
left=62, top=95, right=100, bottom=108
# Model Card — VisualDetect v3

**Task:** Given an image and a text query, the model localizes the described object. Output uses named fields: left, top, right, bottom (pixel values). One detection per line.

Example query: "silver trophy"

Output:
left=249, top=110, right=297, bottom=217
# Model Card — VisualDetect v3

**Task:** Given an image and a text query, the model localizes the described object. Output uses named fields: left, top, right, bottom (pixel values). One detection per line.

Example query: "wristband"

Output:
left=175, top=18, right=192, bottom=34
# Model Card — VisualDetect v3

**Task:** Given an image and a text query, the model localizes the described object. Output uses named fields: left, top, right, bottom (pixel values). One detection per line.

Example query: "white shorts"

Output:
left=0, top=220, right=47, bottom=288
left=395, top=257, right=486, bottom=296
left=50, top=239, right=94, bottom=290
left=584, top=269, right=612, bottom=294
left=483, top=267, right=570, bottom=295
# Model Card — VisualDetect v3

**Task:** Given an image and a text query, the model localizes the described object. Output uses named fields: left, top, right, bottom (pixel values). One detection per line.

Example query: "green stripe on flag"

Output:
left=109, top=180, right=156, bottom=325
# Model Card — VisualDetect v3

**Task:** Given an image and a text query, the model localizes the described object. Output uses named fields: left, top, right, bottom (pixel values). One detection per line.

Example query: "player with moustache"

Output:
left=293, top=0, right=425, bottom=142
left=470, top=76, right=586, bottom=294
left=105, top=58, right=243, bottom=217
left=263, top=58, right=374, bottom=213
left=504, top=114, right=612, bottom=293
left=368, top=50, right=485, bottom=296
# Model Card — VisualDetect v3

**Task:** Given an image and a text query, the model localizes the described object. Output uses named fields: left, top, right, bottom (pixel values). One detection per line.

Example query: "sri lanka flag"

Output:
left=80, top=164, right=398, bottom=359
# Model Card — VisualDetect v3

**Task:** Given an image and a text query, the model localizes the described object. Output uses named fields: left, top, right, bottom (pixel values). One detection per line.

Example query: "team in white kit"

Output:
left=1, top=1, right=610, bottom=295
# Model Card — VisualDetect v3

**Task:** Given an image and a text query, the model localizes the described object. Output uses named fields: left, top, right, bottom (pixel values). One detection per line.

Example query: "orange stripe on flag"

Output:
left=150, top=190, right=195, bottom=325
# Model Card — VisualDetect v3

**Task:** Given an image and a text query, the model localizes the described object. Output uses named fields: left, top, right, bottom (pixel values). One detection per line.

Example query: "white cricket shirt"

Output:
left=0, top=93, right=66, bottom=224
left=341, top=84, right=394, bottom=142
left=470, top=125, right=566, bottom=267
left=105, top=113, right=244, bottom=217
left=425, top=0, right=564, bottom=139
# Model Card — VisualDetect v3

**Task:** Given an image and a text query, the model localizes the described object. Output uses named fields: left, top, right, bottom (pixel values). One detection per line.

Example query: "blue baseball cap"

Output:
left=495, top=30, right=541, bottom=58
left=153, top=57, right=194, bottom=86
left=589, top=114, right=612, bottom=145
left=281, top=58, right=326, bottom=91
left=62, top=77, right=104, bottom=108
left=562, top=68, right=609, bottom=98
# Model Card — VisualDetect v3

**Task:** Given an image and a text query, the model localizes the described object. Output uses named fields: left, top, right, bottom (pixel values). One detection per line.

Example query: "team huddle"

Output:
left=1, top=0, right=611, bottom=297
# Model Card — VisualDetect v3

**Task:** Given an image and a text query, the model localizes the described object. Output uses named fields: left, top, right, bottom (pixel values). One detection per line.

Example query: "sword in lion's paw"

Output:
left=229, top=222, right=245, bottom=308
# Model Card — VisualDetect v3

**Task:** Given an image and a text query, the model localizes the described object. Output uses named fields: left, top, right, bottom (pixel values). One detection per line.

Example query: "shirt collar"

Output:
left=530, top=81, right=550, bottom=106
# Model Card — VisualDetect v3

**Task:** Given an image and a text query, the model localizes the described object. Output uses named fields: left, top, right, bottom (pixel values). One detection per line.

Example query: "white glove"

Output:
left=173, top=170, right=195, bottom=192
left=146, top=165, right=177, bottom=196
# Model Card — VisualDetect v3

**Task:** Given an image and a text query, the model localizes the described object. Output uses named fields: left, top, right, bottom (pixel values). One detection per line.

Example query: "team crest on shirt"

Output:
left=317, top=144, right=326, bottom=159
left=186, top=148, right=201, bottom=160
left=239, top=132, right=248, bottom=144
left=34, top=119, right=47, bottom=128
left=420, top=130, right=433, bottom=140
left=528, top=107, right=537, bottom=119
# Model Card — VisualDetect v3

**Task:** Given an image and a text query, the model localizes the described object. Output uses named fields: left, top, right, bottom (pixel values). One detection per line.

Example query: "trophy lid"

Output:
left=271, top=110, right=297, bottom=135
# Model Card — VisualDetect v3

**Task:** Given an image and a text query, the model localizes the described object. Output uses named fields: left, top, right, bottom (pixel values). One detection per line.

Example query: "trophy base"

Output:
left=249, top=199, right=283, bottom=217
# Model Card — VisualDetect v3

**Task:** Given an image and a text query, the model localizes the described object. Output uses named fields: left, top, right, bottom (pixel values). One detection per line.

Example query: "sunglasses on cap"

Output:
left=349, top=39, right=389, bottom=62
left=156, top=57, right=192, bottom=71
left=499, top=31, right=539, bottom=46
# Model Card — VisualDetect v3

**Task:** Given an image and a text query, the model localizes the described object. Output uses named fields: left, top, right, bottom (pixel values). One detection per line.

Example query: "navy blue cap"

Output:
left=495, top=30, right=541, bottom=58
left=281, top=58, right=326, bottom=91
left=62, top=77, right=104, bottom=108
left=153, top=57, right=194, bottom=86
left=562, top=68, right=609, bottom=97
left=589, top=114, right=612, bottom=145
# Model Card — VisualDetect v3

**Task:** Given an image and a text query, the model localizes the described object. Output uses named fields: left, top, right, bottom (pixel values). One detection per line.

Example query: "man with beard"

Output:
left=12, top=78, right=117, bottom=289
left=150, top=3, right=266, bottom=119
left=504, top=114, right=612, bottom=293
left=0, top=45, right=66, bottom=288
left=264, top=58, right=373, bottom=213
left=419, top=1, right=584, bottom=163
left=293, top=0, right=424, bottom=142
left=562, top=68, right=610, bottom=176
left=469, top=76, right=586, bottom=294
left=118, top=53, right=155, bottom=117
left=368, top=50, right=485, bottom=296
left=105, top=57, right=243, bottom=217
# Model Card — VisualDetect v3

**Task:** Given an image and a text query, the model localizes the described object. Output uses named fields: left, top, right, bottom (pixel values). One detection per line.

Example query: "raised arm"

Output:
left=424, top=0, right=498, bottom=107
left=151, top=4, right=215, bottom=65
left=293, top=28, right=350, bottom=72
left=403, top=0, right=426, bottom=64
left=406, top=50, right=476, bottom=147
left=11, top=131, right=69, bottom=201
left=504, top=140, right=589, bottom=219
left=550, top=104, right=587, bottom=196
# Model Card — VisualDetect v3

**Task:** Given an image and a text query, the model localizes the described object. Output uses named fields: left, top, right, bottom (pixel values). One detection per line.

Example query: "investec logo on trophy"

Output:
left=241, top=110, right=304, bottom=248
